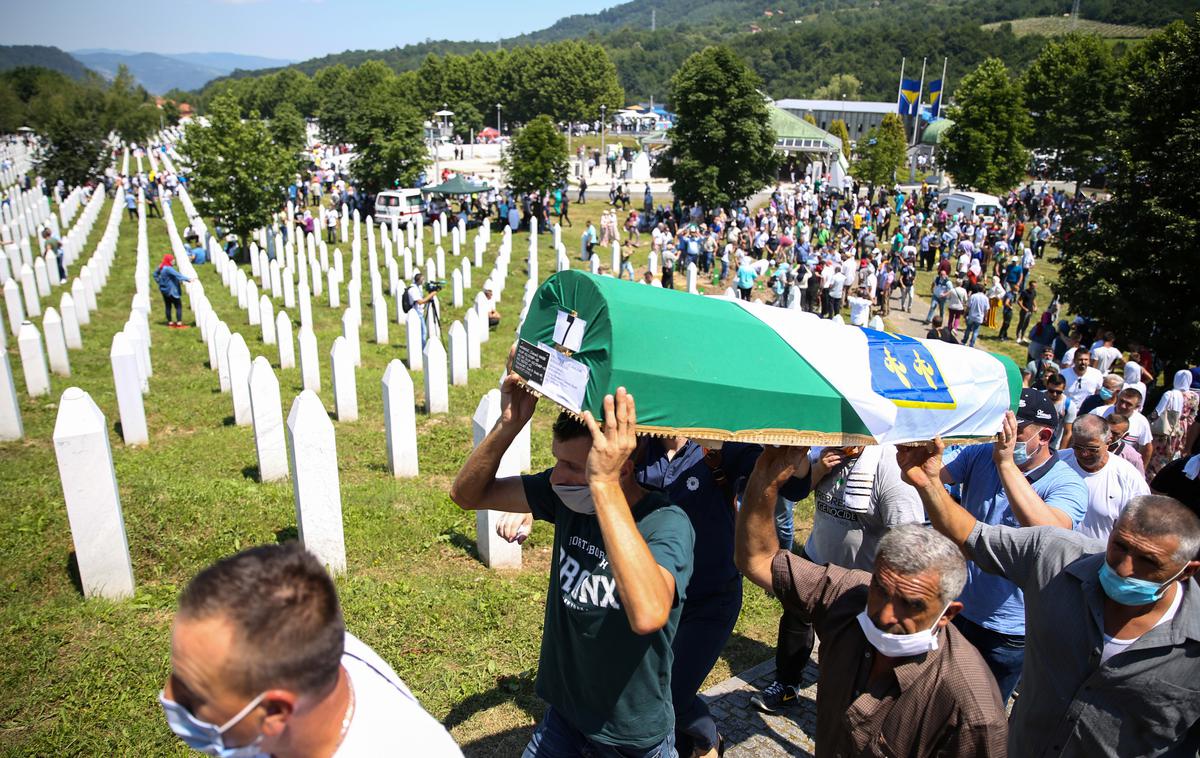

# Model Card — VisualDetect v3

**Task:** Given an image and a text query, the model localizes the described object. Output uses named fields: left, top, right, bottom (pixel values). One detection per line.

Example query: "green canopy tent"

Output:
left=419, top=176, right=492, bottom=196
left=514, top=271, right=1020, bottom=446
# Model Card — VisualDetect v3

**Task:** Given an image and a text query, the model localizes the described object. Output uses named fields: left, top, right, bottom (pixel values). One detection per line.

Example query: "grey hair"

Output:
left=1072, top=413, right=1108, bottom=443
left=1117, top=495, right=1200, bottom=563
left=1103, top=373, right=1124, bottom=390
left=876, top=524, right=967, bottom=605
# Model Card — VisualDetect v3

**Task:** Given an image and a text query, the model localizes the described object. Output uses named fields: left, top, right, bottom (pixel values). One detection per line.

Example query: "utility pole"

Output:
left=651, top=8, right=656, bottom=31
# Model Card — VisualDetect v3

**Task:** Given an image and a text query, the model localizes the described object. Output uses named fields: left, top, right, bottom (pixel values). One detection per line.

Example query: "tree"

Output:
left=347, top=85, right=426, bottom=196
left=802, top=113, right=817, bottom=126
left=812, top=73, right=862, bottom=101
left=940, top=58, right=1032, bottom=194
left=30, top=87, right=109, bottom=188
left=183, top=94, right=293, bottom=253
left=500, top=114, right=568, bottom=194
left=1058, top=17, right=1200, bottom=369
left=1022, top=33, right=1120, bottom=193
left=828, top=118, right=851, bottom=160
left=270, top=101, right=308, bottom=168
left=661, top=46, right=777, bottom=208
left=854, top=113, right=908, bottom=188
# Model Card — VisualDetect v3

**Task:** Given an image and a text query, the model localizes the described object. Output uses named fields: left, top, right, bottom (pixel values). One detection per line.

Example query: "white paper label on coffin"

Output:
left=553, top=309, right=587, bottom=352
left=513, top=339, right=589, bottom=414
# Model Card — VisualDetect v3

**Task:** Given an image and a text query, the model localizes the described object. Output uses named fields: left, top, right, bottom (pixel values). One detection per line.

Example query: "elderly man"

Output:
left=1059, top=414, right=1149, bottom=540
left=933, top=389, right=1088, bottom=703
left=899, top=442, right=1200, bottom=757
left=450, top=382, right=694, bottom=757
left=735, top=447, right=1008, bottom=756
left=1078, top=373, right=1123, bottom=415
left=1092, top=387, right=1154, bottom=468
left=160, top=543, right=461, bottom=756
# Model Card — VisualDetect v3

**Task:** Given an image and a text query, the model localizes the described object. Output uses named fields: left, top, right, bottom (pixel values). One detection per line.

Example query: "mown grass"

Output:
left=0, top=191, right=803, bottom=756
left=981, top=16, right=1157, bottom=38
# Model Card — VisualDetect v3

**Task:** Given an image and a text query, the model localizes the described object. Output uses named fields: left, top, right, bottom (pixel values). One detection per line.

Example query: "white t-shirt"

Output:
left=828, top=272, right=846, bottom=299
left=1100, top=582, right=1183, bottom=665
left=1091, top=345, right=1121, bottom=373
left=848, top=296, right=872, bottom=326
left=1093, top=405, right=1153, bottom=448
left=1065, top=366, right=1103, bottom=407
left=1059, top=451, right=1150, bottom=540
left=336, top=633, right=463, bottom=756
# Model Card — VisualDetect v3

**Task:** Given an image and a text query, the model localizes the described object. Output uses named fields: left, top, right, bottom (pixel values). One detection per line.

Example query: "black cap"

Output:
left=1016, top=388, right=1058, bottom=427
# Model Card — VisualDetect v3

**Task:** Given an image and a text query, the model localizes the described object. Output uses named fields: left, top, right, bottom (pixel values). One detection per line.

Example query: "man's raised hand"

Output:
left=582, top=387, right=637, bottom=486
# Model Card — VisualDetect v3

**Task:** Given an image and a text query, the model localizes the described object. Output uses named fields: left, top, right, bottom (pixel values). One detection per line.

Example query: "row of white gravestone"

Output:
left=48, top=383, right=353, bottom=600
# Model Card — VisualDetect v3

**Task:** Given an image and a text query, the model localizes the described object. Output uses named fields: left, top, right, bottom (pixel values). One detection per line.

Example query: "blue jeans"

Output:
left=672, top=581, right=742, bottom=754
left=963, top=319, right=982, bottom=346
left=523, top=706, right=677, bottom=758
left=774, top=496, right=795, bottom=551
left=953, top=615, right=1024, bottom=704
left=925, top=296, right=946, bottom=324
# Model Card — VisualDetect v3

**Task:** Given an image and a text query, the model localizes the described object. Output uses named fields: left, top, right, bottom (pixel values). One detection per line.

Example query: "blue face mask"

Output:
left=1099, top=387, right=1114, bottom=401
left=1011, top=439, right=1040, bottom=466
left=159, top=690, right=267, bottom=757
left=1098, top=560, right=1187, bottom=607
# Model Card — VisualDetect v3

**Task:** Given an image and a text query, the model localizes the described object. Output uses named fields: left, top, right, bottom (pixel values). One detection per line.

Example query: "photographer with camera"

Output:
left=403, top=272, right=440, bottom=346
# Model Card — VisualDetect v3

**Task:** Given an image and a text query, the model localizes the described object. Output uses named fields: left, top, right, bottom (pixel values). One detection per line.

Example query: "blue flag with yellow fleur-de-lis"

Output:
left=898, top=78, right=922, bottom=116
left=863, top=328, right=956, bottom=409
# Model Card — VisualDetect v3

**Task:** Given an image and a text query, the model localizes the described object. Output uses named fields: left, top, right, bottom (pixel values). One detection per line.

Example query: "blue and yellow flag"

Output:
left=898, top=78, right=922, bottom=116
left=926, top=79, right=943, bottom=118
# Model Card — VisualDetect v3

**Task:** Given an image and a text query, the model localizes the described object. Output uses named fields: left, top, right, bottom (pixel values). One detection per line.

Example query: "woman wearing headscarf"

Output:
left=1147, top=370, right=1199, bottom=478
left=986, top=275, right=1004, bottom=328
left=153, top=254, right=194, bottom=328
left=1122, top=361, right=1148, bottom=411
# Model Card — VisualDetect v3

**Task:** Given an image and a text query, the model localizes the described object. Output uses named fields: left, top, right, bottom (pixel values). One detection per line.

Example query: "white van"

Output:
left=373, top=189, right=423, bottom=224
left=940, top=191, right=1002, bottom=223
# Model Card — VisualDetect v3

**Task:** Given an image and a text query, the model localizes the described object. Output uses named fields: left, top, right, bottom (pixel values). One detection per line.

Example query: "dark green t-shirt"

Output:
left=522, top=470, right=695, bottom=748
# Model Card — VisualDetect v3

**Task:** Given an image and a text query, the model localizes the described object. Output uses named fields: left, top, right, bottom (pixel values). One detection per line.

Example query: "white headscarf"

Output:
left=1123, top=361, right=1147, bottom=410
left=1155, top=369, right=1193, bottom=415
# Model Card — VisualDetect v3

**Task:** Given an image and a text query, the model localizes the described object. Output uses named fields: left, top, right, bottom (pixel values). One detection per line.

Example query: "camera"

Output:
left=425, top=280, right=446, bottom=293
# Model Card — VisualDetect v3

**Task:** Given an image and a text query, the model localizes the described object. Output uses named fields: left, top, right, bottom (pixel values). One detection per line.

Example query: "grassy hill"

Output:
left=982, top=16, right=1158, bottom=38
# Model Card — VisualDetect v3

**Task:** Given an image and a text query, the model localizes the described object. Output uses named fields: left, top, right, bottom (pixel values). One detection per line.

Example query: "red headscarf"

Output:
left=159, top=253, right=175, bottom=271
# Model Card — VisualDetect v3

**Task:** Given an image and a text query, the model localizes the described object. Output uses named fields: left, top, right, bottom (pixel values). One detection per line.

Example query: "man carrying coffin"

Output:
left=451, top=379, right=695, bottom=757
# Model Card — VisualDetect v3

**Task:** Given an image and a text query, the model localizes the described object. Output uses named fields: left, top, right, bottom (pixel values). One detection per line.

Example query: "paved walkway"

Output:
left=701, top=658, right=819, bottom=757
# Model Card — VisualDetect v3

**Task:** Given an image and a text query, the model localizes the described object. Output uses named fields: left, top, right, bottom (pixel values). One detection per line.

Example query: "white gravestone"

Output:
left=259, top=295, right=276, bottom=345
left=20, top=264, right=40, bottom=317
left=286, top=390, right=346, bottom=575
left=381, top=360, right=419, bottom=477
left=405, top=308, right=423, bottom=372
left=298, top=325, right=320, bottom=392
left=0, top=350, right=24, bottom=440
left=327, top=268, right=340, bottom=308
left=213, top=321, right=232, bottom=393
left=227, top=333, right=253, bottom=426
left=42, top=307, right=70, bottom=377
left=451, top=269, right=463, bottom=308
left=342, top=309, right=361, bottom=367
left=330, top=336, right=358, bottom=422
left=464, top=309, right=482, bottom=369
left=276, top=312, right=295, bottom=370
left=423, top=338, right=449, bottom=414
left=373, top=294, right=388, bottom=345
left=53, top=387, right=135, bottom=599
left=109, top=332, right=147, bottom=446
left=247, top=280, right=260, bottom=325
left=17, top=320, right=50, bottom=396
left=470, top=390, right=523, bottom=569
left=5, top=279, right=25, bottom=335
left=249, top=356, right=288, bottom=483
left=59, top=293, right=82, bottom=349
left=448, top=321, right=468, bottom=386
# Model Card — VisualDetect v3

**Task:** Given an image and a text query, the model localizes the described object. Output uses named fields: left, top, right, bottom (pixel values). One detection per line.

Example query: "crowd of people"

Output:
left=106, top=139, right=1200, bottom=758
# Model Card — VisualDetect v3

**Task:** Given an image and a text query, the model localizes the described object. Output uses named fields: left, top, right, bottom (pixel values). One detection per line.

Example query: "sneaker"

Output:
left=749, top=681, right=799, bottom=713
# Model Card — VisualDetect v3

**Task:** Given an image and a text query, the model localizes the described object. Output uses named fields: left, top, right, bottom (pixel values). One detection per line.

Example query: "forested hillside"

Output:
left=201, top=0, right=1200, bottom=105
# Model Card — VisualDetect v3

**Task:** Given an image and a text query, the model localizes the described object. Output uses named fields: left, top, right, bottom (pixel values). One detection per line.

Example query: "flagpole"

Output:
left=938, top=56, right=949, bottom=117
left=896, top=56, right=906, bottom=110
left=911, top=57, right=927, bottom=147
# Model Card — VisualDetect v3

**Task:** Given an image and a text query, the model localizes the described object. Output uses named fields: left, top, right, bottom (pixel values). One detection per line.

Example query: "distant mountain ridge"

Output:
left=0, top=45, right=92, bottom=80
left=72, top=49, right=292, bottom=94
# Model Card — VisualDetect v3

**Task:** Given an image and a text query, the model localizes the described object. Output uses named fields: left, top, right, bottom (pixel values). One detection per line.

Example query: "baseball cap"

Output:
left=1016, top=388, right=1058, bottom=427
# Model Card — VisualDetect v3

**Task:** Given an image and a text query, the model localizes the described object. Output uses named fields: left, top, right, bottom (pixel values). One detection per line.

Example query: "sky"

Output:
left=2, top=0, right=622, bottom=61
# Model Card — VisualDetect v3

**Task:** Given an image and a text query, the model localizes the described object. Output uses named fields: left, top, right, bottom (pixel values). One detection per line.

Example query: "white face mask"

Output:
left=551, top=483, right=595, bottom=515
left=856, top=601, right=952, bottom=658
